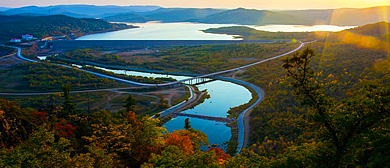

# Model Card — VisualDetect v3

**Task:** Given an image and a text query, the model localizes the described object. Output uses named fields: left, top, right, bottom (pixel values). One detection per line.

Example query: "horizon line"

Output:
left=1, top=3, right=390, bottom=11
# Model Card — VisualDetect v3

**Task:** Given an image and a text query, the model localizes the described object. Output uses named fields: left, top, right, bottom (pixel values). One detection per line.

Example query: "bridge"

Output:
left=151, top=40, right=308, bottom=87
left=4, top=40, right=311, bottom=88
left=171, top=113, right=235, bottom=123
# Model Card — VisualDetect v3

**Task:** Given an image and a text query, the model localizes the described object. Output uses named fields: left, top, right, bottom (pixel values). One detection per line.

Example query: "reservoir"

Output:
left=77, top=22, right=355, bottom=40
left=89, top=66, right=252, bottom=147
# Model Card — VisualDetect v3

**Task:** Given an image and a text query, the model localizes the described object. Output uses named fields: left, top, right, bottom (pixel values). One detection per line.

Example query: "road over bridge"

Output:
left=4, top=41, right=312, bottom=88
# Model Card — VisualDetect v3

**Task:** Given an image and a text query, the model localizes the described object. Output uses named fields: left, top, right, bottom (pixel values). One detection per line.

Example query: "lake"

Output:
left=78, top=22, right=240, bottom=40
left=77, top=22, right=355, bottom=40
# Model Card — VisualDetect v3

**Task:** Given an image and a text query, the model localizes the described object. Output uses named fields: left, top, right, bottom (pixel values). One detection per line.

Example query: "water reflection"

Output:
left=77, top=22, right=355, bottom=40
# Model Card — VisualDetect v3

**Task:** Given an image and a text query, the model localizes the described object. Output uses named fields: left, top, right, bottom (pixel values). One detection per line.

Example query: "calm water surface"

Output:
left=251, top=24, right=356, bottom=32
left=164, top=116, right=232, bottom=147
left=182, top=81, right=252, bottom=118
left=77, top=22, right=355, bottom=40
left=86, top=66, right=251, bottom=146
left=78, top=22, right=240, bottom=40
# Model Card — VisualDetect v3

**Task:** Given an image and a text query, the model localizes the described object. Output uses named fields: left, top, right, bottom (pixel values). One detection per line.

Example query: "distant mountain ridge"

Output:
left=188, top=8, right=307, bottom=25
left=0, top=14, right=133, bottom=42
left=103, top=6, right=390, bottom=26
left=103, top=8, right=226, bottom=23
left=2, top=5, right=160, bottom=18
left=280, top=6, right=390, bottom=26
left=0, top=7, right=11, bottom=11
left=2, top=5, right=390, bottom=26
left=342, top=21, right=390, bottom=36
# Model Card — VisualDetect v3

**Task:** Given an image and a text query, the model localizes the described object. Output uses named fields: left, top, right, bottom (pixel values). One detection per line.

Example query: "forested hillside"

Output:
left=1, top=16, right=390, bottom=167
left=202, top=26, right=317, bottom=40
left=0, top=15, right=134, bottom=42
left=1, top=45, right=389, bottom=167
left=0, top=62, right=120, bottom=92
left=343, top=21, right=390, bottom=36
left=103, top=8, right=226, bottom=23
left=1, top=5, right=160, bottom=18
left=190, top=8, right=307, bottom=25
left=240, top=22, right=390, bottom=167
left=3, top=5, right=390, bottom=26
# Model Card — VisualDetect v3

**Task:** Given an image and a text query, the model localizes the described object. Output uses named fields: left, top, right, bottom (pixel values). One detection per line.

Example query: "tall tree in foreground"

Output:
left=124, top=94, right=136, bottom=111
left=282, top=47, right=390, bottom=167
left=184, top=118, right=191, bottom=130
left=61, top=84, right=76, bottom=116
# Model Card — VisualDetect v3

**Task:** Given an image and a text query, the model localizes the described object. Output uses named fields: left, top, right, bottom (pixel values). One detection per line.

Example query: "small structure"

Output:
left=42, top=35, right=66, bottom=41
left=10, top=38, right=21, bottom=43
left=69, top=33, right=76, bottom=39
left=22, top=34, right=34, bottom=40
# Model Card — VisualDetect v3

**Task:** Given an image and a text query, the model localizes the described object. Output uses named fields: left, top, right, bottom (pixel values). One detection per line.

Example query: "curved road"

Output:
left=2, top=40, right=315, bottom=153
left=3, top=41, right=312, bottom=87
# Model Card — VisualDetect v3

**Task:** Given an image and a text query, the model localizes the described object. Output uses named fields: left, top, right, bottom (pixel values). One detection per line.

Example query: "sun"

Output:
left=353, top=0, right=390, bottom=8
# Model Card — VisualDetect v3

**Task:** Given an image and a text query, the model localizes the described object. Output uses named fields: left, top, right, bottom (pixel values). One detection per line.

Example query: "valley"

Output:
left=0, top=3, right=390, bottom=167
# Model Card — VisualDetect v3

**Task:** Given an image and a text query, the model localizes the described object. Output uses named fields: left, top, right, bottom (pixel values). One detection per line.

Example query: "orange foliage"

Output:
left=54, top=124, right=76, bottom=138
left=31, top=111, right=48, bottom=121
left=207, top=148, right=231, bottom=164
left=164, top=133, right=194, bottom=154
left=127, top=111, right=139, bottom=124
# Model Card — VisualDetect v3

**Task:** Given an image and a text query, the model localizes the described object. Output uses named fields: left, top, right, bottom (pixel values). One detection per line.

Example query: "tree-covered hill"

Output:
left=190, top=8, right=307, bottom=25
left=3, top=5, right=390, bottom=26
left=103, top=8, right=226, bottom=23
left=1, top=46, right=389, bottom=167
left=103, top=12, right=150, bottom=23
left=202, top=26, right=316, bottom=40
left=0, top=15, right=135, bottom=42
left=342, top=21, right=390, bottom=36
left=2, top=5, right=160, bottom=18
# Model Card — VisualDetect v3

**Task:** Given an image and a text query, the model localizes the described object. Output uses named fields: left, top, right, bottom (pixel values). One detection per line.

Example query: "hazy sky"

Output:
left=2, top=0, right=390, bottom=9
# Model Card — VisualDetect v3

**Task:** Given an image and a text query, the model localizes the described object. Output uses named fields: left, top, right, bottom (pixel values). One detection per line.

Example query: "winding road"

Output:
left=1, top=40, right=315, bottom=153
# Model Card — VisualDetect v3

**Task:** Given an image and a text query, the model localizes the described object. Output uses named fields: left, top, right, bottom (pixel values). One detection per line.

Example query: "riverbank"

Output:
left=3, top=40, right=313, bottom=153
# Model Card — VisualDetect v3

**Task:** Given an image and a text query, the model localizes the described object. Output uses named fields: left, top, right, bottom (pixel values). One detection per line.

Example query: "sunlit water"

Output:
left=77, top=22, right=355, bottom=40
left=77, top=22, right=240, bottom=40
left=181, top=81, right=252, bottom=118
left=164, top=116, right=232, bottom=147
left=250, top=24, right=356, bottom=32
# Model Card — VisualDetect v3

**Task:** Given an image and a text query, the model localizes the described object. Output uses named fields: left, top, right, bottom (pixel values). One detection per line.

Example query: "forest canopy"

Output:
left=0, top=15, right=134, bottom=42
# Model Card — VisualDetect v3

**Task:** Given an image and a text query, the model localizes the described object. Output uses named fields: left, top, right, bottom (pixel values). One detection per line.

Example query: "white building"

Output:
left=10, top=38, right=21, bottom=43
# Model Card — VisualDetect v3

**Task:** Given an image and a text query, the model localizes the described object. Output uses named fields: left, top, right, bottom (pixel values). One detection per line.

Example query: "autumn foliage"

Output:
left=54, top=124, right=76, bottom=138
left=207, top=148, right=231, bottom=164
left=164, top=133, right=194, bottom=154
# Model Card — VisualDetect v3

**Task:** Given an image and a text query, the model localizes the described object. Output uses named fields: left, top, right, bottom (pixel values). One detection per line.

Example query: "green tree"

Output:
left=184, top=118, right=191, bottom=130
left=123, top=94, right=136, bottom=111
left=282, top=47, right=390, bottom=167
left=0, top=126, right=73, bottom=167
left=83, top=111, right=165, bottom=167
left=0, top=99, right=35, bottom=148
left=61, top=84, right=76, bottom=116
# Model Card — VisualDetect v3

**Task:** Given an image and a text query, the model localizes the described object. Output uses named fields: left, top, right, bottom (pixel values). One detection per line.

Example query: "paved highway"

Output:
left=4, top=41, right=313, bottom=87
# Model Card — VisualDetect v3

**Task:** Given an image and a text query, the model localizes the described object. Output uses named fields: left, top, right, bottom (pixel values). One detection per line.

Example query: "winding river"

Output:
left=93, top=66, right=252, bottom=147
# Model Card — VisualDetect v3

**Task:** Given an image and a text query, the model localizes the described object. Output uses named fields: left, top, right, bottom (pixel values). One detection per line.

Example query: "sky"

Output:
left=1, top=0, right=390, bottom=9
